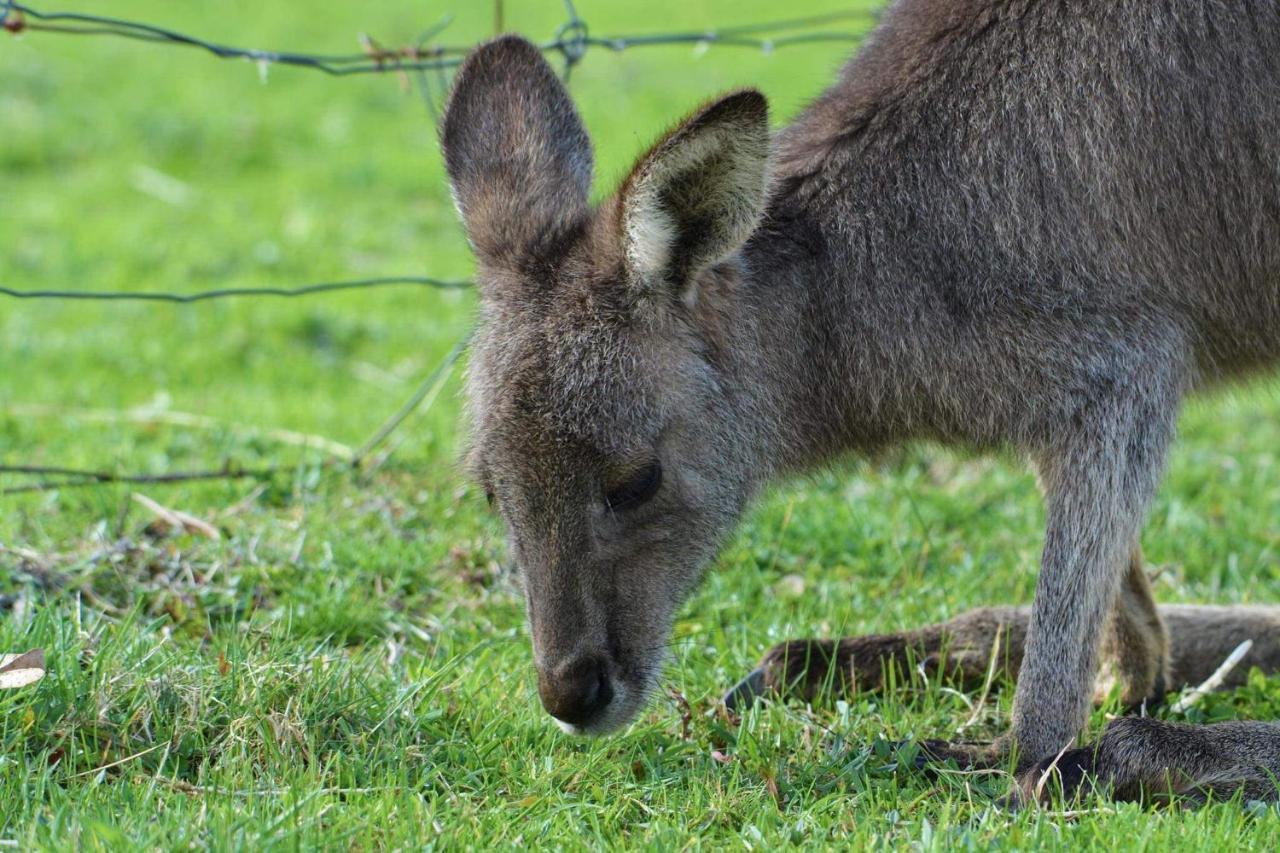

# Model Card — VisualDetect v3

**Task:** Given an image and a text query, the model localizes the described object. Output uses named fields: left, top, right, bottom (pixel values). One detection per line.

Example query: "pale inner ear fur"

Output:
left=623, top=132, right=726, bottom=283
left=620, top=92, right=770, bottom=296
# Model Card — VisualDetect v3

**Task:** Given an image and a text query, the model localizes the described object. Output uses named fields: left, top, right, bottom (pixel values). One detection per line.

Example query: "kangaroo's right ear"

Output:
left=441, top=36, right=594, bottom=275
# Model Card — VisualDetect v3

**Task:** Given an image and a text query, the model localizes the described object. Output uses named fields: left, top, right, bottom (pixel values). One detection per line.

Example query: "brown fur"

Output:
left=758, top=598, right=1280, bottom=707
left=440, top=0, right=1280, bottom=800
left=1099, top=549, right=1172, bottom=708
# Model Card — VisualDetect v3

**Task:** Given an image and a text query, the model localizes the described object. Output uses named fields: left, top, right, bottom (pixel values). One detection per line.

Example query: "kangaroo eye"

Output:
left=605, top=461, right=662, bottom=512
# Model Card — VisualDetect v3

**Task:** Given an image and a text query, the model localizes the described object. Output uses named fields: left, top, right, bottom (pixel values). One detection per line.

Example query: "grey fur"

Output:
left=441, top=0, right=1280, bottom=800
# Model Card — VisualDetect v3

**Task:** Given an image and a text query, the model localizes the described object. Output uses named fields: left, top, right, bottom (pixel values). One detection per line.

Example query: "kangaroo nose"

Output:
left=538, top=655, right=614, bottom=728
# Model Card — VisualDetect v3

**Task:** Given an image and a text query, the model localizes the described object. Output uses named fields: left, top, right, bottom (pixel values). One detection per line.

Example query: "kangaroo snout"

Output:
left=537, top=654, right=615, bottom=731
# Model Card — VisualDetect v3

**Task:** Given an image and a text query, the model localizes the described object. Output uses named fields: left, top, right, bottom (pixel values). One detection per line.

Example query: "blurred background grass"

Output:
left=0, top=0, right=866, bottom=541
left=3, top=0, right=1280, bottom=846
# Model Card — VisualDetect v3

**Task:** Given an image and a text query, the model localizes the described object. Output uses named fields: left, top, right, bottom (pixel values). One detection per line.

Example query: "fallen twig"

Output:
left=132, top=493, right=221, bottom=539
left=1170, top=639, right=1253, bottom=714
left=956, top=629, right=1003, bottom=735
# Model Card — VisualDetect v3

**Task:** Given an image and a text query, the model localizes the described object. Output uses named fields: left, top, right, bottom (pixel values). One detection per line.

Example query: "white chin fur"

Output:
left=554, top=718, right=586, bottom=735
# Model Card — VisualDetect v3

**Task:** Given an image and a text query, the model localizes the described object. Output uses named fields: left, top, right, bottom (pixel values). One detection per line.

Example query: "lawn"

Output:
left=3, top=0, right=1280, bottom=848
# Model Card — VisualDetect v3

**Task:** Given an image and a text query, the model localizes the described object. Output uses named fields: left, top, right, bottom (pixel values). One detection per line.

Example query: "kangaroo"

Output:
left=440, top=0, right=1280, bottom=805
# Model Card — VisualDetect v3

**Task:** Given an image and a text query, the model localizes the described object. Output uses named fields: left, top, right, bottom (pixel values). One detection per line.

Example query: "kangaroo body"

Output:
left=758, top=0, right=1280, bottom=462
left=441, top=0, right=1280, bottom=805
left=737, top=0, right=1280, bottom=773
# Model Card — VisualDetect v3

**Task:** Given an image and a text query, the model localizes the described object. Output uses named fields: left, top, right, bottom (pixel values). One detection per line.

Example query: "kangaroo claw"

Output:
left=722, top=668, right=767, bottom=712
left=912, top=738, right=1009, bottom=771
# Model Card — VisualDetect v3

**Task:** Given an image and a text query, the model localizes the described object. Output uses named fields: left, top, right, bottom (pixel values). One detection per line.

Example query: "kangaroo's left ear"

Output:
left=618, top=90, right=770, bottom=300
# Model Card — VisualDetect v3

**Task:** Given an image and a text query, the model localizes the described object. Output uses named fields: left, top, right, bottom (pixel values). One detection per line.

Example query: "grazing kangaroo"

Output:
left=440, top=0, right=1280, bottom=805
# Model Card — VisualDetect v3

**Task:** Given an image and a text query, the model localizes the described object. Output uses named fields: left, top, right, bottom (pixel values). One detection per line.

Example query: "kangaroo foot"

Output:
left=723, top=637, right=879, bottom=712
left=751, top=635, right=932, bottom=702
left=724, top=607, right=1026, bottom=711
left=722, top=668, right=766, bottom=712
left=1015, top=716, right=1280, bottom=806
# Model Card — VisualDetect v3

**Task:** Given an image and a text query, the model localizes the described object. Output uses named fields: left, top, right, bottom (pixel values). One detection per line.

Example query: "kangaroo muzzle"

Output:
left=537, top=653, right=615, bottom=730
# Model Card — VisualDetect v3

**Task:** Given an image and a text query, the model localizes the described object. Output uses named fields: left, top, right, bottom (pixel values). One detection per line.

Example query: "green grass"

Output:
left=4, top=0, right=1280, bottom=848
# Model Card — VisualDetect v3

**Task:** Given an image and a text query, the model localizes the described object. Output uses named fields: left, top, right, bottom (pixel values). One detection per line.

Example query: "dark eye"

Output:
left=605, top=461, right=663, bottom=512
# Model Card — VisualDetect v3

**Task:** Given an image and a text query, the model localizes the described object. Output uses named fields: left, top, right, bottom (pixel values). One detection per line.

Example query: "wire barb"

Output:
left=554, top=15, right=589, bottom=79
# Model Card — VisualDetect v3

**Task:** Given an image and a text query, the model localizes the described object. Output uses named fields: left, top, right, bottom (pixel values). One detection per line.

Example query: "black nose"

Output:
left=538, top=655, right=614, bottom=727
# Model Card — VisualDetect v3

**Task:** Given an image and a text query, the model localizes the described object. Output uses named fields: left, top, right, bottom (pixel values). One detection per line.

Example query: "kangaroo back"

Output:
left=774, top=0, right=1280, bottom=383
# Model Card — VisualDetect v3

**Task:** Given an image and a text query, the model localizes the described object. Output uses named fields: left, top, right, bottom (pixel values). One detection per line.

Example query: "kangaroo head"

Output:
left=441, top=36, right=772, bottom=733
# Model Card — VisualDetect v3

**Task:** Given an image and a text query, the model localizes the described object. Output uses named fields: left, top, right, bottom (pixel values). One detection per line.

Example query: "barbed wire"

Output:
left=0, top=464, right=279, bottom=495
left=2, top=2, right=873, bottom=79
left=0, top=2, right=875, bottom=498
left=0, top=276, right=472, bottom=304
left=0, top=3, right=875, bottom=305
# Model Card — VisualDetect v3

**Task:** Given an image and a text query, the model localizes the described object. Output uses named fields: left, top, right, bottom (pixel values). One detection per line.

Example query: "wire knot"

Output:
left=554, top=17, right=589, bottom=70
left=2, top=3, right=25, bottom=34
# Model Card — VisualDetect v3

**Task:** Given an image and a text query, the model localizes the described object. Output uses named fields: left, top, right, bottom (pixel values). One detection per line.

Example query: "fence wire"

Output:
left=0, top=1, right=873, bottom=496
left=2, top=2, right=872, bottom=78
left=0, top=277, right=472, bottom=304
left=1, top=335, right=469, bottom=495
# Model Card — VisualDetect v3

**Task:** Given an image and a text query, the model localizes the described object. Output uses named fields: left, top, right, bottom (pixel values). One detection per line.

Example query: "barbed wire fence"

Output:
left=1, top=2, right=871, bottom=77
left=0, top=0, right=873, bottom=498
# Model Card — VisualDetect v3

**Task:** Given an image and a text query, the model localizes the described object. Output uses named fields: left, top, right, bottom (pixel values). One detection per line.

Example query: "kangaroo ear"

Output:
left=619, top=90, right=770, bottom=299
left=441, top=36, right=594, bottom=274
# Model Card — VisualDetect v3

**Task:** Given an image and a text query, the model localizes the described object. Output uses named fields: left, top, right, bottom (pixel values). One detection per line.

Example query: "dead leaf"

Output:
left=668, top=687, right=693, bottom=741
left=133, top=493, right=220, bottom=539
left=775, top=574, right=806, bottom=598
left=764, top=773, right=783, bottom=807
left=0, top=648, right=46, bottom=689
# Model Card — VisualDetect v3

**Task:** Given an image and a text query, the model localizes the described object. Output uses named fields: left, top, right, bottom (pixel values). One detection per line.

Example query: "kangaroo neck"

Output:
left=734, top=174, right=913, bottom=477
